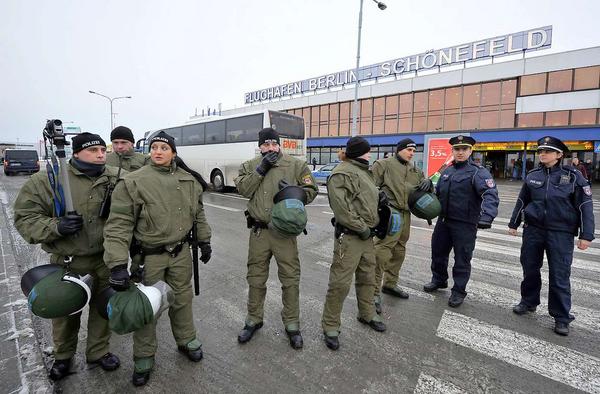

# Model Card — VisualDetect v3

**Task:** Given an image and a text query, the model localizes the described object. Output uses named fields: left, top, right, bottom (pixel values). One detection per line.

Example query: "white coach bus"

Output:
left=143, top=110, right=306, bottom=191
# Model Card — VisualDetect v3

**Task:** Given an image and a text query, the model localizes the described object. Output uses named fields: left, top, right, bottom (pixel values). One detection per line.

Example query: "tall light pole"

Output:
left=351, top=0, right=387, bottom=137
left=88, top=90, right=132, bottom=131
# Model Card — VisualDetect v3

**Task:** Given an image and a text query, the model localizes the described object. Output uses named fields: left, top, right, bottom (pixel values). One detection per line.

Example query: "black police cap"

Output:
left=537, top=136, right=569, bottom=153
left=449, top=135, right=476, bottom=147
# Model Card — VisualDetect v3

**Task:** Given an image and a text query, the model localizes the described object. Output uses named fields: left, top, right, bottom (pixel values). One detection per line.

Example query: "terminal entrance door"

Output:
left=484, top=151, right=505, bottom=179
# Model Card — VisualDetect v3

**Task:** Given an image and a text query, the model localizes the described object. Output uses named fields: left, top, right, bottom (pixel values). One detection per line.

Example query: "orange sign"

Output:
left=426, top=138, right=453, bottom=176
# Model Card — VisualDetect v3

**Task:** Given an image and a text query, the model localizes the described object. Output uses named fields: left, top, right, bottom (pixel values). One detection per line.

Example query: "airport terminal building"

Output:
left=200, top=27, right=600, bottom=180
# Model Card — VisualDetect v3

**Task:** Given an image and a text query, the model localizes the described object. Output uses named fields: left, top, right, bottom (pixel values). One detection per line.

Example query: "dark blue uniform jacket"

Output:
left=436, top=160, right=499, bottom=225
left=509, top=164, right=595, bottom=241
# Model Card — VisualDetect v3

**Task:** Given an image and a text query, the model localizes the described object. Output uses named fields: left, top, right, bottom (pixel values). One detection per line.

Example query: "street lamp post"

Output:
left=351, top=0, right=387, bottom=137
left=88, top=90, right=132, bottom=131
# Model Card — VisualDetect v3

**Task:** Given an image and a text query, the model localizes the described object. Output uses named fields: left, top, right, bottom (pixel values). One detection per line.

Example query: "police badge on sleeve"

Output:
left=583, top=185, right=592, bottom=196
left=485, top=178, right=495, bottom=188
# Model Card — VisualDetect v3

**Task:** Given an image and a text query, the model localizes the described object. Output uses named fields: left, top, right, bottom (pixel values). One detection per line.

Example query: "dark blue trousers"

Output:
left=520, top=225, right=575, bottom=324
left=430, top=219, right=477, bottom=295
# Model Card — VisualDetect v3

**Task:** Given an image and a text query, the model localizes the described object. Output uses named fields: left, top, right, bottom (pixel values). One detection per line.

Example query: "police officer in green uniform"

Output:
left=234, top=128, right=317, bottom=349
left=103, top=131, right=212, bottom=386
left=14, top=133, right=121, bottom=381
left=321, top=136, right=386, bottom=351
left=106, top=126, right=149, bottom=172
left=372, top=138, right=432, bottom=313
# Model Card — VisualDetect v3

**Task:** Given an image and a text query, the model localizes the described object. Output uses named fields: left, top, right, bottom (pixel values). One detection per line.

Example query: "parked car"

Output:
left=3, top=149, right=40, bottom=176
left=311, top=162, right=339, bottom=185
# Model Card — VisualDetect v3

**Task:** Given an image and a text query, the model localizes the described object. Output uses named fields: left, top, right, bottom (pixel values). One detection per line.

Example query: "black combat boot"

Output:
left=448, top=292, right=466, bottom=308
left=237, top=322, right=263, bottom=344
left=423, top=281, right=448, bottom=292
left=178, top=339, right=203, bottom=362
left=87, top=352, right=120, bottom=371
left=381, top=285, right=410, bottom=299
left=512, top=303, right=536, bottom=315
left=285, top=330, right=304, bottom=350
left=324, top=333, right=339, bottom=351
left=357, top=317, right=386, bottom=332
left=554, top=321, right=570, bottom=336
left=132, top=370, right=151, bottom=386
left=49, top=358, right=72, bottom=381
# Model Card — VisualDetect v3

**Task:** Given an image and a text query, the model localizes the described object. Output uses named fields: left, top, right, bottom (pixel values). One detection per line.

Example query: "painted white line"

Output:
left=203, top=202, right=243, bottom=212
left=206, top=192, right=249, bottom=201
left=413, top=373, right=467, bottom=394
left=472, top=258, right=600, bottom=297
left=436, top=311, right=600, bottom=394
left=322, top=211, right=334, bottom=215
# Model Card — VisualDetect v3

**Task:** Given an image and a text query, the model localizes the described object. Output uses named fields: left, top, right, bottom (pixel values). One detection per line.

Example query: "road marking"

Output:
left=436, top=311, right=600, bottom=394
left=322, top=211, right=334, bottom=215
left=204, top=202, right=243, bottom=212
left=413, top=373, right=467, bottom=394
left=207, top=192, right=249, bottom=201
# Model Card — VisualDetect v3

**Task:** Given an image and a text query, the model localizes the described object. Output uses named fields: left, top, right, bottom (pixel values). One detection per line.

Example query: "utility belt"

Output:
left=131, top=235, right=190, bottom=259
left=330, top=218, right=361, bottom=239
left=245, top=210, right=269, bottom=232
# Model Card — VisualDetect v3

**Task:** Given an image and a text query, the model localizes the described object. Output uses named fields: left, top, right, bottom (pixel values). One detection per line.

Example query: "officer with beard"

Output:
left=234, top=128, right=317, bottom=349
left=423, top=135, right=499, bottom=307
left=106, top=126, right=149, bottom=172
left=14, top=133, right=121, bottom=380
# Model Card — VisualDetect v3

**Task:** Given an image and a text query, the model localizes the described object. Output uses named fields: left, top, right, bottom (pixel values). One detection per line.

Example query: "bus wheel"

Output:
left=211, top=170, right=225, bottom=192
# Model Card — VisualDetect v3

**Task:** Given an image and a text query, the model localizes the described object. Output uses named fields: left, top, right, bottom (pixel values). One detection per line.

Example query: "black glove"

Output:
left=417, top=178, right=434, bottom=192
left=199, top=242, right=212, bottom=263
left=256, top=152, right=279, bottom=176
left=477, top=221, right=492, bottom=229
left=57, top=214, right=83, bottom=236
left=378, top=191, right=389, bottom=206
left=109, top=265, right=130, bottom=291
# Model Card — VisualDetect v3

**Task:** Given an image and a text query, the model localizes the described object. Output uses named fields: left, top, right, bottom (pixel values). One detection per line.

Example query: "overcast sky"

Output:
left=1, top=0, right=599, bottom=144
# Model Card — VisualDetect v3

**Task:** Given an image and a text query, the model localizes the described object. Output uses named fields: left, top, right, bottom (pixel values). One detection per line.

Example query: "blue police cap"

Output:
left=449, top=135, right=476, bottom=147
left=537, top=136, right=569, bottom=153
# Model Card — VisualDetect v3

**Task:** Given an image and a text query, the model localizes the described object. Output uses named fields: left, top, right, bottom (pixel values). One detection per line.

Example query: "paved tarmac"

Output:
left=1, top=172, right=599, bottom=393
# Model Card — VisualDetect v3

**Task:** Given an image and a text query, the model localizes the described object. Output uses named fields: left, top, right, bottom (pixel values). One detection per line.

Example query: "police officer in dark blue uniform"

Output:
left=423, top=135, right=499, bottom=307
left=508, top=136, right=594, bottom=336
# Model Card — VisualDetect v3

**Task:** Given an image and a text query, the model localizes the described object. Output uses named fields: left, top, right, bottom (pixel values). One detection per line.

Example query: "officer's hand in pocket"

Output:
left=417, top=178, right=434, bottom=192
left=199, top=242, right=212, bottom=263
left=477, top=221, right=492, bottom=229
left=109, top=265, right=130, bottom=291
left=57, top=214, right=83, bottom=236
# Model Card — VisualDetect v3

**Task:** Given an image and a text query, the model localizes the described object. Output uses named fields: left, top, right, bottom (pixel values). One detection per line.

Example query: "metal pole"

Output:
left=351, top=0, right=364, bottom=137
left=110, top=99, right=114, bottom=131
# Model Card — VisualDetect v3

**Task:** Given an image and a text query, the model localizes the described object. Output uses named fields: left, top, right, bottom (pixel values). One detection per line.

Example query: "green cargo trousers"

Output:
left=245, top=228, right=301, bottom=328
left=321, top=234, right=378, bottom=333
left=373, top=210, right=411, bottom=297
left=133, top=250, right=196, bottom=358
left=50, top=253, right=111, bottom=361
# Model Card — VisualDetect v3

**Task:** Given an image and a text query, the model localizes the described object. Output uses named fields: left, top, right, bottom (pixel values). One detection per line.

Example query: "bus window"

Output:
left=205, top=120, right=226, bottom=144
left=226, top=114, right=263, bottom=142
left=166, top=127, right=182, bottom=144
left=182, top=123, right=205, bottom=146
left=268, top=111, right=304, bottom=139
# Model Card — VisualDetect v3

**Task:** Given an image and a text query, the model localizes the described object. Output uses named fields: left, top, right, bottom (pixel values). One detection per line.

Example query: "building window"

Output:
left=574, top=66, right=600, bottom=90
left=384, top=95, right=399, bottom=134
left=545, top=111, right=569, bottom=126
left=501, top=79, right=517, bottom=104
left=429, top=89, right=444, bottom=111
left=319, top=104, right=329, bottom=137
left=413, top=92, right=428, bottom=132
left=445, top=87, right=462, bottom=109
left=373, top=97, right=385, bottom=134
left=547, top=69, right=573, bottom=93
left=329, top=103, right=339, bottom=136
left=310, top=107, right=319, bottom=138
left=339, top=102, right=351, bottom=136
left=360, top=98, right=373, bottom=135
left=570, top=109, right=597, bottom=125
left=480, top=111, right=499, bottom=129
left=519, top=73, right=547, bottom=96
left=481, top=82, right=501, bottom=106
left=517, top=112, right=544, bottom=127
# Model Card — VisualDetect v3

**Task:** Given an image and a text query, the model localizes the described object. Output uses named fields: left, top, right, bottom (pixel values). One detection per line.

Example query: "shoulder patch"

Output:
left=302, top=174, right=313, bottom=185
left=583, top=185, right=592, bottom=196
left=485, top=178, right=495, bottom=188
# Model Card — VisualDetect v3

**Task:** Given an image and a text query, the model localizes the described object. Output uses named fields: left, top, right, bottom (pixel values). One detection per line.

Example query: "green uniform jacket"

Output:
left=103, top=162, right=211, bottom=269
left=106, top=151, right=149, bottom=172
left=372, top=156, right=425, bottom=211
left=327, top=159, right=379, bottom=233
left=13, top=163, right=121, bottom=258
left=235, top=153, right=318, bottom=223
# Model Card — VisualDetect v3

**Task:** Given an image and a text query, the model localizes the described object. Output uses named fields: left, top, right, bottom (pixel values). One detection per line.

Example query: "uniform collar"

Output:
left=453, top=159, right=470, bottom=168
left=150, top=161, right=177, bottom=173
left=348, top=158, right=370, bottom=169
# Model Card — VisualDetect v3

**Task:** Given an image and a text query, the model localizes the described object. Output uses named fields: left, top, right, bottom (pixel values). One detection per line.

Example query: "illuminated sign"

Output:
left=245, top=26, right=552, bottom=104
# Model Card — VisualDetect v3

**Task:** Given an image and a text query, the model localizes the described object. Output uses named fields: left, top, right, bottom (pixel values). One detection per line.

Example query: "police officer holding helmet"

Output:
left=321, top=136, right=385, bottom=351
left=103, top=131, right=212, bottom=386
left=423, top=135, right=499, bottom=307
left=508, top=136, right=595, bottom=336
left=14, top=132, right=121, bottom=380
left=234, top=128, right=317, bottom=349
left=372, top=138, right=431, bottom=313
